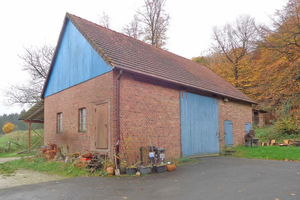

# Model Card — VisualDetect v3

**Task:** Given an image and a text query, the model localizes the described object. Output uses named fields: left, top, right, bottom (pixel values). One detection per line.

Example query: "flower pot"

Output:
left=139, top=166, right=152, bottom=174
left=154, top=165, right=166, bottom=173
left=107, top=167, right=114, bottom=176
left=166, top=164, right=176, bottom=171
left=126, top=167, right=137, bottom=175
left=120, top=166, right=126, bottom=174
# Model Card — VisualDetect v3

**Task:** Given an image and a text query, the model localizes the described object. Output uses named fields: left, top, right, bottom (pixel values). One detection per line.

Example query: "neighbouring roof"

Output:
left=42, top=13, right=255, bottom=104
left=19, top=100, right=44, bottom=123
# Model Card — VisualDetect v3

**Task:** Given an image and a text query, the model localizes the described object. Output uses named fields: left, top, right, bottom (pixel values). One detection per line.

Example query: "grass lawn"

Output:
left=0, top=157, right=93, bottom=177
left=232, top=146, right=300, bottom=161
left=0, top=129, right=44, bottom=157
left=0, top=151, right=36, bottom=158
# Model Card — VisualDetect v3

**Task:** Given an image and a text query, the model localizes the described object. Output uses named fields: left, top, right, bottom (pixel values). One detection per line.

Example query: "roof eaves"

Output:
left=114, top=66, right=257, bottom=104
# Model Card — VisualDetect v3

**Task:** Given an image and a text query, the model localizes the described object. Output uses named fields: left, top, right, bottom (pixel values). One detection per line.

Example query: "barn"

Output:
left=41, top=13, right=255, bottom=159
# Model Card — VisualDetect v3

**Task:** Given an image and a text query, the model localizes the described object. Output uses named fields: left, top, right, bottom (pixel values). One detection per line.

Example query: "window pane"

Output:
left=79, top=108, right=86, bottom=132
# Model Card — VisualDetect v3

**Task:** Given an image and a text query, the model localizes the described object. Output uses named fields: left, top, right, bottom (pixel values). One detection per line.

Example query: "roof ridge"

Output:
left=67, top=13, right=206, bottom=68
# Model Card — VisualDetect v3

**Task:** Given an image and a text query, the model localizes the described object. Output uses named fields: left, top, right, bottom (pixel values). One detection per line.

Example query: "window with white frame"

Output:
left=57, top=113, right=62, bottom=133
left=79, top=108, right=86, bottom=132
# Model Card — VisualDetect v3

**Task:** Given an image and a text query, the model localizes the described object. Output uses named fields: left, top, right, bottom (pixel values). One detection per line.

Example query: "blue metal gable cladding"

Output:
left=44, top=19, right=112, bottom=97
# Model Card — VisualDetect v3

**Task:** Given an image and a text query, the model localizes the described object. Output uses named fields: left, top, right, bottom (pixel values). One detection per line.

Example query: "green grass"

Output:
left=0, top=151, right=36, bottom=158
left=232, top=146, right=300, bottom=161
left=255, top=126, right=300, bottom=143
left=0, top=129, right=44, bottom=155
left=0, top=157, right=94, bottom=177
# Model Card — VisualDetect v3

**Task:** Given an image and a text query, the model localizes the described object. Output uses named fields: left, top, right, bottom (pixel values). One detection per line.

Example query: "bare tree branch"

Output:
left=98, top=12, right=111, bottom=29
left=137, top=0, right=170, bottom=48
left=212, top=15, right=258, bottom=87
left=122, top=14, right=143, bottom=40
left=3, top=44, right=54, bottom=107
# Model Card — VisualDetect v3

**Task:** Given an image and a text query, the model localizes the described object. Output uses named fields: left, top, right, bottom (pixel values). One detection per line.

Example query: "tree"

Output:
left=254, top=0, right=300, bottom=109
left=212, top=15, right=259, bottom=88
left=259, top=0, right=300, bottom=60
left=122, top=14, right=143, bottom=40
left=3, top=44, right=54, bottom=107
left=2, top=122, right=14, bottom=134
left=130, top=0, right=170, bottom=48
left=98, top=12, right=111, bottom=29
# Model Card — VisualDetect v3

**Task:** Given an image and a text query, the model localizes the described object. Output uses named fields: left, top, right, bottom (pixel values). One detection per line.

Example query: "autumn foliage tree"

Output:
left=212, top=15, right=259, bottom=89
left=194, top=0, right=300, bottom=116
left=255, top=0, right=300, bottom=109
left=2, top=122, right=15, bottom=134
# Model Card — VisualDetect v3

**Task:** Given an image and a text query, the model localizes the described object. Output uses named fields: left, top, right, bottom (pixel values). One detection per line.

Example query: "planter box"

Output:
left=139, top=166, right=152, bottom=174
left=154, top=165, right=166, bottom=173
left=126, top=168, right=137, bottom=175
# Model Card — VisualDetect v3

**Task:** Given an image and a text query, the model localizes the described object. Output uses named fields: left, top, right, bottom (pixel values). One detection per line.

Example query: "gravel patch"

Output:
left=0, top=157, right=22, bottom=164
left=0, top=169, right=66, bottom=189
left=0, top=157, right=67, bottom=189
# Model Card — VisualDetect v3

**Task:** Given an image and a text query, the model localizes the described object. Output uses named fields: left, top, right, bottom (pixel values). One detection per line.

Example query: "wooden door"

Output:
left=95, top=103, right=108, bottom=149
left=224, top=120, right=233, bottom=147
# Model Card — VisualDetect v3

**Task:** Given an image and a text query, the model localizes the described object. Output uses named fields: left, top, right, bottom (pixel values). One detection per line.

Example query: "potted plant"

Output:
left=138, top=164, right=153, bottom=174
left=166, top=157, right=179, bottom=171
left=103, top=159, right=114, bottom=176
left=154, top=163, right=166, bottom=173
left=126, top=165, right=137, bottom=175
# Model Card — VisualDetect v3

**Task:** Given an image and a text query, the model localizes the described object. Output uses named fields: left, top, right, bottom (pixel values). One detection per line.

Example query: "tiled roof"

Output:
left=43, top=13, right=255, bottom=104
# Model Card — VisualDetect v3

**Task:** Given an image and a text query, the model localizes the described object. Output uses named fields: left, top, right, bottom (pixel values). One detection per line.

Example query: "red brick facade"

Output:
left=218, top=100, right=253, bottom=147
left=44, top=70, right=252, bottom=158
left=44, top=71, right=115, bottom=156
left=118, top=73, right=181, bottom=161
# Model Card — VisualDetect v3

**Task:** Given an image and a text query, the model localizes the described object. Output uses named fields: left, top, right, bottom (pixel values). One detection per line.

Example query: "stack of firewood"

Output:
left=261, top=139, right=300, bottom=147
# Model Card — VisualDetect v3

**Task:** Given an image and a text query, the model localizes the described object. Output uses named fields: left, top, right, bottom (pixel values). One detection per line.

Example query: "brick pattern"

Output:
left=44, top=71, right=114, bottom=155
left=218, top=100, right=253, bottom=148
left=44, top=69, right=252, bottom=158
left=118, top=73, right=181, bottom=163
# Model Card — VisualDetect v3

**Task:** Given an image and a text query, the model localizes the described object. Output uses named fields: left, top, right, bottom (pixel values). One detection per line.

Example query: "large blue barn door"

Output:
left=224, top=120, right=233, bottom=147
left=180, top=92, right=219, bottom=157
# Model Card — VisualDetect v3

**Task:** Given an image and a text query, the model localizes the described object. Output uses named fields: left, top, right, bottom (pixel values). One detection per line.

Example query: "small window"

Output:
left=79, top=108, right=86, bottom=132
left=57, top=113, right=63, bottom=133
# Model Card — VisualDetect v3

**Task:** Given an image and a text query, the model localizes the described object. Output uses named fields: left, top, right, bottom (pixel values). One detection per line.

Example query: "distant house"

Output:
left=41, top=13, right=255, bottom=158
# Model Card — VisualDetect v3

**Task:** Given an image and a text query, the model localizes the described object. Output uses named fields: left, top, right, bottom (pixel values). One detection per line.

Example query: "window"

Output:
left=57, top=113, right=62, bottom=133
left=79, top=108, right=86, bottom=132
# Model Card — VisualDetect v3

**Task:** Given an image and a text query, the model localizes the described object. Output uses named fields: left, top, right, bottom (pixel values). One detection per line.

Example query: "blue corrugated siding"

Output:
left=180, top=92, right=219, bottom=157
left=224, top=120, right=233, bottom=147
left=44, top=19, right=112, bottom=97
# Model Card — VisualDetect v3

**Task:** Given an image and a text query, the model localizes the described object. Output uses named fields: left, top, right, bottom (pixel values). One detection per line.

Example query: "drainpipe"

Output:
left=116, top=70, right=123, bottom=162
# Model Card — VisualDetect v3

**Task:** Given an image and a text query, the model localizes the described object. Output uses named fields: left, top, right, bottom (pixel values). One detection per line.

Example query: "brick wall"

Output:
left=44, top=69, right=253, bottom=158
left=218, top=99, right=253, bottom=148
left=118, top=73, right=181, bottom=163
left=44, top=71, right=115, bottom=155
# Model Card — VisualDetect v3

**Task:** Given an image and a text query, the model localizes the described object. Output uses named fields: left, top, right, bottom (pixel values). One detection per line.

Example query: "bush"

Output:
left=275, top=117, right=299, bottom=135
left=2, top=122, right=14, bottom=134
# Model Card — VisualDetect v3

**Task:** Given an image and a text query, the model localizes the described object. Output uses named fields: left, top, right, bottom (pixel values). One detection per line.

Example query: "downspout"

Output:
left=116, top=70, right=123, bottom=161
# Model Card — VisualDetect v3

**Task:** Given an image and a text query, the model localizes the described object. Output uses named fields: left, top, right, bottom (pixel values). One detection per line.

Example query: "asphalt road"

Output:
left=0, top=157, right=299, bottom=200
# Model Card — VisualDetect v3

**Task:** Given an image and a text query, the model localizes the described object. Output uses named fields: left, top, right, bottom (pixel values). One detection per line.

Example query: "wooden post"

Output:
left=28, top=122, right=31, bottom=151
left=8, top=141, right=11, bottom=152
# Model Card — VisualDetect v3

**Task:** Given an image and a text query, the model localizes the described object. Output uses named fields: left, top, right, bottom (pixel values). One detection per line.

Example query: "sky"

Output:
left=0, top=0, right=285, bottom=115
